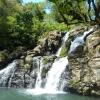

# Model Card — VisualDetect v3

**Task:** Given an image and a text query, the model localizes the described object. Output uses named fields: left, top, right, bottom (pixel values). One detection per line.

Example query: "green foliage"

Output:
left=60, top=47, right=68, bottom=57
left=0, top=0, right=46, bottom=50
left=0, top=0, right=99, bottom=51
left=48, top=0, right=89, bottom=24
left=43, top=56, right=56, bottom=65
left=0, top=51, right=8, bottom=61
left=43, top=22, right=67, bottom=32
left=69, top=79, right=80, bottom=87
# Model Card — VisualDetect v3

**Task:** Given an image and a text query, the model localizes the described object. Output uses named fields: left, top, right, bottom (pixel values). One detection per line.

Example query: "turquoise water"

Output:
left=0, top=88, right=99, bottom=100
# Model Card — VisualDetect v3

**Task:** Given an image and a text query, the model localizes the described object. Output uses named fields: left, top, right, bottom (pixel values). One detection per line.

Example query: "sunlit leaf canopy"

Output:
left=0, top=0, right=99, bottom=50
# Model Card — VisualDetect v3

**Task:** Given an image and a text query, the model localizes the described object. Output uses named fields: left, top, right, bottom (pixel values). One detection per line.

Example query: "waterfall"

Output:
left=23, top=32, right=69, bottom=95
left=69, top=28, right=94, bottom=53
left=31, top=32, right=69, bottom=92
left=24, top=32, right=69, bottom=94
left=44, top=32, right=69, bottom=91
left=0, top=27, right=97, bottom=95
left=56, top=32, right=69, bottom=57
left=0, top=32, right=69, bottom=95
left=35, top=58, right=43, bottom=88
left=24, top=56, right=68, bottom=95
left=0, top=61, right=17, bottom=87
left=45, top=56, right=68, bottom=91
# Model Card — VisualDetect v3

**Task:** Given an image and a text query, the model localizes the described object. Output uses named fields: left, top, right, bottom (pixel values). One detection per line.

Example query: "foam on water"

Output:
left=21, top=88, right=66, bottom=95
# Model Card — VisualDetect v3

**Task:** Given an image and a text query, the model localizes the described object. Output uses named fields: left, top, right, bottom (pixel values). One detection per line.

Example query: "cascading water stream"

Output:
left=32, top=28, right=94, bottom=94
left=69, top=28, right=94, bottom=53
left=56, top=32, right=69, bottom=57
left=45, top=56, right=68, bottom=91
left=24, top=32, right=70, bottom=95
left=44, top=32, right=69, bottom=91
left=0, top=61, right=17, bottom=87
left=35, top=58, right=43, bottom=88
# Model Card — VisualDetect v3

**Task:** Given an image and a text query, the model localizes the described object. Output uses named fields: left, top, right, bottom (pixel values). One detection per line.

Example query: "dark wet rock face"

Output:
left=9, top=55, right=56, bottom=88
left=0, top=30, right=64, bottom=69
left=27, top=30, right=64, bottom=56
left=0, top=47, right=27, bottom=70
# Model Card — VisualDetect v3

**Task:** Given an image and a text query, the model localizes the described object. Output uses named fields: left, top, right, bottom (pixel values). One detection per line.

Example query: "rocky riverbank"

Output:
left=67, top=26, right=100, bottom=96
left=0, top=30, right=64, bottom=88
left=0, top=25, right=100, bottom=96
left=0, top=30, right=65, bottom=69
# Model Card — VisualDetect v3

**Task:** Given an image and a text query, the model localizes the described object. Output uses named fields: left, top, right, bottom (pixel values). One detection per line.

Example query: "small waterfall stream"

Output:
left=45, top=32, right=69, bottom=91
left=35, top=58, right=43, bottom=88
left=69, top=28, right=94, bottom=53
left=45, top=56, right=68, bottom=91
left=0, top=61, right=17, bottom=87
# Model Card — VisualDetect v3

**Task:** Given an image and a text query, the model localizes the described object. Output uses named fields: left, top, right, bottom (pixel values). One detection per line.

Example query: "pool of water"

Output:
left=0, top=88, right=99, bottom=100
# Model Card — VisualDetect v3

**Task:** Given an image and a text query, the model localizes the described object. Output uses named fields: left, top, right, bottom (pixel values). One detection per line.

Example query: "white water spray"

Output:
left=35, top=58, right=43, bottom=88
left=45, top=32, right=69, bottom=91
left=45, top=56, right=68, bottom=91
left=69, top=28, right=94, bottom=53
left=0, top=61, right=17, bottom=87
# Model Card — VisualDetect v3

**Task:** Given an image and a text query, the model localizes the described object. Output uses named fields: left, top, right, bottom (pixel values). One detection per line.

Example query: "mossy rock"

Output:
left=69, top=79, right=80, bottom=87
left=0, top=51, right=8, bottom=62
left=43, top=56, right=56, bottom=65
left=60, top=37, right=72, bottom=57
left=60, top=47, right=68, bottom=57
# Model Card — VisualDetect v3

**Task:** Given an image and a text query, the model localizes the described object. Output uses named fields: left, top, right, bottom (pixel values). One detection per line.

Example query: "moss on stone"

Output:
left=60, top=36, right=72, bottom=57
left=69, top=79, right=80, bottom=86
left=43, top=56, right=56, bottom=65
left=60, top=47, right=68, bottom=57
left=43, top=58, right=49, bottom=64
left=0, top=51, right=8, bottom=61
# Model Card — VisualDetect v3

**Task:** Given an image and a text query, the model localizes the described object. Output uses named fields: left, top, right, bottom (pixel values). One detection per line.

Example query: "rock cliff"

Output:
left=68, top=26, right=100, bottom=96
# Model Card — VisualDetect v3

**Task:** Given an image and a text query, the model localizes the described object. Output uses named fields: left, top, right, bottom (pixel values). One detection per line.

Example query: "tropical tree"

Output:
left=87, top=0, right=100, bottom=23
left=48, top=0, right=89, bottom=25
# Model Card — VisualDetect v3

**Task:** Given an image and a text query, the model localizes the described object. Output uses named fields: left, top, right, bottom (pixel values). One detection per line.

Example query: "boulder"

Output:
left=0, top=46, right=26, bottom=69
left=26, top=30, right=64, bottom=56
